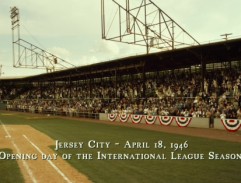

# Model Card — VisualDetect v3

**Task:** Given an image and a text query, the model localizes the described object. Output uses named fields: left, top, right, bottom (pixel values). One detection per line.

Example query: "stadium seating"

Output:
left=3, top=67, right=241, bottom=119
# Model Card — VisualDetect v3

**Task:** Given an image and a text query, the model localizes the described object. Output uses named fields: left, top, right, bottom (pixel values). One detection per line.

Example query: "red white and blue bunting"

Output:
left=221, top=119, right=241, bottom=132
left=131, top=115, right=143, bottom=124
left=119, top=114, right=130, bottom=123
left=107, top=114, right=193, bottom=127
left=145, top=115, right=157, bottom=125
left=107, top=113, right=118, bottom=122
left=107, top=114, right=241, bottom=132
left=158, top=116, right=173, bottom=126
left=174, top=117, right=192, bottom=127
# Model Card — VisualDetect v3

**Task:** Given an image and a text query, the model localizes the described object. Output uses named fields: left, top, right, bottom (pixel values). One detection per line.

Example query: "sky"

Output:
left=1, top=0, right=241, bottom=77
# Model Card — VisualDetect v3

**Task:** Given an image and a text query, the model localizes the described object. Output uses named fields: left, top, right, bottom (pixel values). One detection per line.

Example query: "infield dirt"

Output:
left=0, top=124, right=91, bottom=183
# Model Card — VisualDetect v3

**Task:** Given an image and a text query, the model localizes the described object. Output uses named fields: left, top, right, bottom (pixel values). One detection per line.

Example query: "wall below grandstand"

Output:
left=214, top=119, right=226, bottom=130
left=0, top=102, right=6, bottom=110
left=99, top=114, right=241, bottom=132
left=100, top=113, right=210, bottom=129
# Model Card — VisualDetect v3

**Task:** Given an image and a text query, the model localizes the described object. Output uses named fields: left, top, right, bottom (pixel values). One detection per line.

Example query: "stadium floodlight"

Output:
left=10, top=6, right=19, bottom=26
left=10, top=7, right=75, bottom=72
left=101, top=0, right=200, bottom=54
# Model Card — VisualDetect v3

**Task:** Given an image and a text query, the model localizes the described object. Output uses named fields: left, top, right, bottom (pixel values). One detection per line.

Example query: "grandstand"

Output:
left=1, top=37, right=241, bottom=124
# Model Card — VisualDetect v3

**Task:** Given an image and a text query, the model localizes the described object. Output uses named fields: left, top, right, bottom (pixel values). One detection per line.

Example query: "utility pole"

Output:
left=220, top=33, right=232, bottom=41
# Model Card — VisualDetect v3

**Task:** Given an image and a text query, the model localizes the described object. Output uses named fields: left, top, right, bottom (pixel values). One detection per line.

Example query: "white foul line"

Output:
left=1, top=120, right=11, bottom=138
left=0, top=120, right=38, bottom=183
left=23, top=134, right=73, bottom=183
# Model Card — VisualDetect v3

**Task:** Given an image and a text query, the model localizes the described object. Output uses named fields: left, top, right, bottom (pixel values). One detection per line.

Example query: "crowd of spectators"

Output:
left=3, top=67, right=241, bottom=119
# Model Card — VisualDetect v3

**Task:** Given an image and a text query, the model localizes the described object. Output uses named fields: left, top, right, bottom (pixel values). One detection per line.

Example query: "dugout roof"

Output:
left=1, top=37, right=241, bottom=83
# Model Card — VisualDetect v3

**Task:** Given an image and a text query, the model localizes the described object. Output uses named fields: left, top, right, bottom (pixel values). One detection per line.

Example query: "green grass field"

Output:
left=0, top=112, right=241, bottom=183
left=0, top=148, right=24, bottom=183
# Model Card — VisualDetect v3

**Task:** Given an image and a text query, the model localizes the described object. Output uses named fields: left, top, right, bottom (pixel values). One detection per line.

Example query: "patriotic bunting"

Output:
left=119, top=114, right=130, bottom=123
left=174, top=117, right=192, bottom=127
left=107, top=113, right=118, bottom=122
left=131, top=115, right=143, bottom=124
left=158, top=116, right=173, bottom=126
left=107, top=114, right=241, bottom=132
left=221, top=119, right=241, bottom=132
left=145, top=115, right=157, bottom=125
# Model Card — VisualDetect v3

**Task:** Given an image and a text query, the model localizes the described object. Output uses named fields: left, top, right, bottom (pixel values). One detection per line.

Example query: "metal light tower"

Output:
left=101, top=0, right=200, bottom=54
left=10, top=7, right=20, bottom=68
left=10, top=7, right=75, bottom=72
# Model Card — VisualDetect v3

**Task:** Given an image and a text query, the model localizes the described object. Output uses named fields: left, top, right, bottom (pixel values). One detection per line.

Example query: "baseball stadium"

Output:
left=1, top=1, right=241, bottom=183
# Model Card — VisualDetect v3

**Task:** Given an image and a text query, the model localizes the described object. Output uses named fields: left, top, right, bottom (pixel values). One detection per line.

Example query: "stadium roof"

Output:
left=1, top=37, right=241, bottom=83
